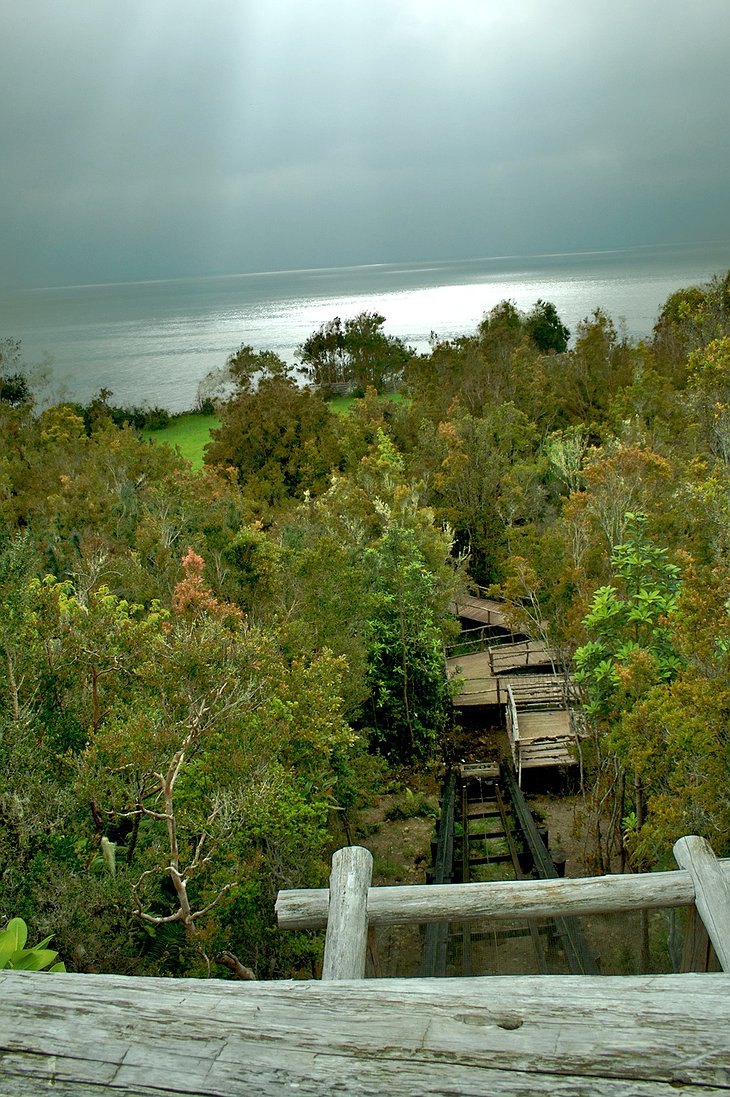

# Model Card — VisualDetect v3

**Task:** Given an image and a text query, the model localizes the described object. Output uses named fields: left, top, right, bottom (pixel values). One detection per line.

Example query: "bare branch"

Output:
left=191, top=880, right=240, bottom=920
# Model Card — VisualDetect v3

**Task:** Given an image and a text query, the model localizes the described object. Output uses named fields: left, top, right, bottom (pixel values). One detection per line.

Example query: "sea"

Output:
left=1, top=240, right=728, bottom=413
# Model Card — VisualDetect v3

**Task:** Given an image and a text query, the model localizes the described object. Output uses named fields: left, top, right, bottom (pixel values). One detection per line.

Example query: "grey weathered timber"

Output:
left=682, top=903, right=721, bottom=972
left=321, top=844, right=372, bottom=979
left=449, top=593, right=509, bottom=628
left=674, top=835, right=730, bottom=972
left=277, top=860, right=730, bottom=930
left=3, top=969, right=730, bottom=1096
left=419, top=772, right=456, bottom=976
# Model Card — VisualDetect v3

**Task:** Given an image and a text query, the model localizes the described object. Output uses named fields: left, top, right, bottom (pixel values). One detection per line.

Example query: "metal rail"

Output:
left=423, top=762, right=599, bottom=976
left=419, top=772, right=456, bottom=977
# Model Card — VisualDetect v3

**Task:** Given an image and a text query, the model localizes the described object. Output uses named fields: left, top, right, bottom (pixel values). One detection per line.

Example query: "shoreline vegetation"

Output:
left=2, top=274, right=730, bottom=982
left=143, top=393, right=409, bottom=469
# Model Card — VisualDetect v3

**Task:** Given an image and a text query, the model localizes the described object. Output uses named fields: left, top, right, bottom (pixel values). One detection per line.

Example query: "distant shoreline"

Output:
left=3, top=242, right=728, bottom=414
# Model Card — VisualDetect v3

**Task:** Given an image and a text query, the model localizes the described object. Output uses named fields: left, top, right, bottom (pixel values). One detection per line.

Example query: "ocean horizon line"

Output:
left=24, top=238, right=730, bottom=296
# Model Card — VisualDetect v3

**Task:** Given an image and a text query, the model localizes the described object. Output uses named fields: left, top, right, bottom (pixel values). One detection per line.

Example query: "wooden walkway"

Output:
left=450, top=594, right=509, bottom=628
left=446, top=596, right=580, bottom=777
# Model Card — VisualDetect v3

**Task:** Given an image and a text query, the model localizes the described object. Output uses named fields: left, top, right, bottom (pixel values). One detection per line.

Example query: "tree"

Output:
left=685, top=336, right=730, bottom=465
left=544, top=309, right=635, bottom=426
left=525, top=299, right=570, bottom=354
left=0, top=339, right=32, bottom=407
left=204, top=375, right=342, bottom=512
left=0, top=544, right=357, bottom=977
left=652, top=271, right=730, bottom=378
left=573, top=513, right=683, bottom=870
left=0, top=338, right=51, bottom=408
left=197, top=345, right=293, bottom=408
left=430, top=402, right=543, bottom=585
left=298, top=312, right=411, bottom=395
left=363, top=519, right=452, bottom=762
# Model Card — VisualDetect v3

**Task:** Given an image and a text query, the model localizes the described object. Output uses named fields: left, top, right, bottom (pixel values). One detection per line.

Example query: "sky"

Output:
left=2, top=0, right=729, bottom=288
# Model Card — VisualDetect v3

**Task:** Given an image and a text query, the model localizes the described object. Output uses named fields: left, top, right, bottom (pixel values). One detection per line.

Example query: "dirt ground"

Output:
left=353, top=770, right=441, bottom=887
left=352, top=769, right=592, bottom=887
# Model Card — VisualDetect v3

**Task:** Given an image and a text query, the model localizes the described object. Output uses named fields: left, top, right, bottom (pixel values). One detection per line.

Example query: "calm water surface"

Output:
left=1, top=242, right=728, bottom=412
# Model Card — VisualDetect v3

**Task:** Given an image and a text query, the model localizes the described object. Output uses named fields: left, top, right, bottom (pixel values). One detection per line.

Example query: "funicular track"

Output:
left=420, top=762, right=598, bottom=977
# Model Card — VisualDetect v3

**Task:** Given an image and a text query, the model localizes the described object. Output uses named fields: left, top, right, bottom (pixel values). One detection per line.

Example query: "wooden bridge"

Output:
left=4, top=836, right=730, bottom=1095
left=446, top=594, right=580, bottom=779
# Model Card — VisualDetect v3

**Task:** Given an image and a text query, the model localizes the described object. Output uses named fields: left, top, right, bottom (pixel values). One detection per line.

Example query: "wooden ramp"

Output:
left=450, top=594, right=509, bottom=629
left=3, top=968, right=730, bottom=1096
left=510, top=710, right=577, bottom=770
left=505, top=682, right=579, bottom=779
left=446, top=595, right=581, bottom=776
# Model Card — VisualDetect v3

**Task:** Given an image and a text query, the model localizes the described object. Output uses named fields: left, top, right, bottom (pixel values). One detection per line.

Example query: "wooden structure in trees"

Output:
left=4, top=837, right=730, bottom=1095
left=446, top=594, right=582, bottom=778
left=505, top=678, right=582, bottom=780
left=450, top=593, right=509, bottom=630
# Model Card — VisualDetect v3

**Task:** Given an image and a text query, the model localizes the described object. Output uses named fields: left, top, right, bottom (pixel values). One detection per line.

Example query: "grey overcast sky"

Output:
left=1, top=0, right=729, bottom=288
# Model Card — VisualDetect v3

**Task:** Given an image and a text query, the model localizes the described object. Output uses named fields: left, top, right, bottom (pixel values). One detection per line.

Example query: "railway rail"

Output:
left=420, top=761, right=598, bottom=976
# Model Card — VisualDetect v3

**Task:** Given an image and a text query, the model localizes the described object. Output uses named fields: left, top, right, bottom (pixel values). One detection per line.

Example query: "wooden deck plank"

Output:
left=2, top=970, right=730, bottom=1096
left=446, top=650, right=502, bottom=705
left=488, top=639, right=557, bottom=674
left=515, top=710, right=573, bottom=741
left=450, top=595, right=509, bottom=628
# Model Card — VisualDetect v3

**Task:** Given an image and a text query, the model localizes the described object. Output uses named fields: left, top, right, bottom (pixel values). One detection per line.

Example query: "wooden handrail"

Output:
left=278, top=837, right=730, bottom=977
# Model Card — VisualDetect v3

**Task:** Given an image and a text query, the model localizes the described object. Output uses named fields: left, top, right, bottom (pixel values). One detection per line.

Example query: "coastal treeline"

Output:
left=1, top=272, right=729, bottom=976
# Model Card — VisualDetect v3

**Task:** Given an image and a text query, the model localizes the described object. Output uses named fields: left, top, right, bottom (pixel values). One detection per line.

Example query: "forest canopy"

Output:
left=2, top=274, right=730, bottom=978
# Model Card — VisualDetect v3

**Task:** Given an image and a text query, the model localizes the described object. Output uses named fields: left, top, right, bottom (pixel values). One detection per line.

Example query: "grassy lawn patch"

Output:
left=328, top=392, right=409, bottom=416
left=144, top=413, right=218, bottom=470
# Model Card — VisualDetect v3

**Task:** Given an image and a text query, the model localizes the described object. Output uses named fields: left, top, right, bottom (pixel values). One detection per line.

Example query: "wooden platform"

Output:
left=450, top=594, right=509, bottom=628
left=3, top=968, right=730, bottom=1095
left=511, top=709, right=576, bottom=769
left=446, top=649, right=502, bottom=705
left=446, top=656, right=570, bottom=709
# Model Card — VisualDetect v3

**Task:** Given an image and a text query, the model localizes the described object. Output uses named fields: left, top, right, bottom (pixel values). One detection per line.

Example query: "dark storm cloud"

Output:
left=1, top=0, right=729, bottom=286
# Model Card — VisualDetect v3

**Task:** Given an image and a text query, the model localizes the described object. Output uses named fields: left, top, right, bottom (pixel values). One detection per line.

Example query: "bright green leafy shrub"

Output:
left=0, top=918, right=65, bottom=972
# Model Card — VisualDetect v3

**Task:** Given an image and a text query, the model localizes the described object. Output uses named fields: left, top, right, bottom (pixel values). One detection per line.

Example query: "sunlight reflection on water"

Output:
left=2, top=243, right=728, bottom=411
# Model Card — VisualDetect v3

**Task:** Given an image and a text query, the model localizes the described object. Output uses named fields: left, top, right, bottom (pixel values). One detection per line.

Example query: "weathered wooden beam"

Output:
left=673, top=835, right=730, bottom=973
left=321, top=845, right=372, bottom=980
left=276, top=860, right=730, bottom=930
left=681, top=904, right=721, bottom=973
left=3, top=969, right=730, bottom=1095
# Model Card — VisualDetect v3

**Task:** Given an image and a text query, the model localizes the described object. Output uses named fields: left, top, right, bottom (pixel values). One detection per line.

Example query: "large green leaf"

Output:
left=0, top=919, right=64, bottom=972
left=0, top=918, right=28, bottom=967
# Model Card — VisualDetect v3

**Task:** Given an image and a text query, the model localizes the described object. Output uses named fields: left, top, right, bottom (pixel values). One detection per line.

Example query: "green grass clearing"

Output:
left=144, top=391, right=409, bottom=469
left=144, top=413, right=219, bottom=470
left=328, top=391, right=409, bottom=415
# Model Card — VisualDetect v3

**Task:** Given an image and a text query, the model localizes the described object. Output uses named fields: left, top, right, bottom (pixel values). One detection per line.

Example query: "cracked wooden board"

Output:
left=2, top=969, right=729, bottom=1095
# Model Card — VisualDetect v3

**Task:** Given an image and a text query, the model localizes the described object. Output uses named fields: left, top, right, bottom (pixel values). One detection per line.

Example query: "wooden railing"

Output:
left=276, top=835, right=730, bottom=980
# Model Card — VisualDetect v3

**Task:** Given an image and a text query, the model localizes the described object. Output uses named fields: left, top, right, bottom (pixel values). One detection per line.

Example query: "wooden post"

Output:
left=674, top=835, right=730, bottom=972
left=321, top=845, right=373, bottom=981
left=681, top=904, right=720, bottom=972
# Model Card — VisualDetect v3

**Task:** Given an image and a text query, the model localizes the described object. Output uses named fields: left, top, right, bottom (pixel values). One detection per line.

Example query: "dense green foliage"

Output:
left=3, top=271, right=730, bottom=977
left=298, top=311, right=412, bottom=395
